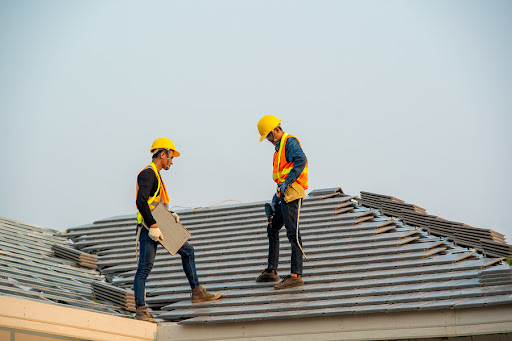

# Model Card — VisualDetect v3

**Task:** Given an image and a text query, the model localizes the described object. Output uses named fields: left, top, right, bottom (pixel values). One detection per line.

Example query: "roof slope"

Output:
left=360, top=191, right=511, bottom=258
left=64, top=187, right=512, bottom=324
left=0, top=216, right=134, bottom=316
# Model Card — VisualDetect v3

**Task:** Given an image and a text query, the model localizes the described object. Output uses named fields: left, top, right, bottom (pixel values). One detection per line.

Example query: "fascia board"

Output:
left=0, top=296, right=156, bottom=341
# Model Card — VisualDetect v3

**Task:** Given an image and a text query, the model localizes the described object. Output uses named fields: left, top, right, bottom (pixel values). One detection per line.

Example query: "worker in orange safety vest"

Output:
left=256, top=115, right=308, bottom=290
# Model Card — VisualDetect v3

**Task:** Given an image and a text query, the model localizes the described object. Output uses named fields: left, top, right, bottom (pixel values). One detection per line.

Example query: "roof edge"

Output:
left=157, top=305, right=512, bottom=341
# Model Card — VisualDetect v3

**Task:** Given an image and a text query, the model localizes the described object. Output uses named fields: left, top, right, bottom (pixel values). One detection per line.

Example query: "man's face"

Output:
left=162, top=150, right=174, bottom=170
left=266, top=129, right=276, bottom=145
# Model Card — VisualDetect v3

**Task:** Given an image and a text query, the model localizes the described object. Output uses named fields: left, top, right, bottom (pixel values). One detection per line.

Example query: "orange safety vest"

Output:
left=273, top=132, right=308, bottom=190
left=136, top=162, right=169, bottom=224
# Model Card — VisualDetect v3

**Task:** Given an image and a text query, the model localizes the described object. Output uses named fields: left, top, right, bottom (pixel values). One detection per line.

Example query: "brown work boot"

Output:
left=256, top=268, right=280, bottom=282
left=274, top=275, right=304, bottom=290
left=191, top=286, right=222, bottom=303
left=135, top=306, right=156, bottom=322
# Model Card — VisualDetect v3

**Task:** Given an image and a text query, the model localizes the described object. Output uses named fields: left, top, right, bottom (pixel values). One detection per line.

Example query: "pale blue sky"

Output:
left=1, top=1, right=511, bottom=240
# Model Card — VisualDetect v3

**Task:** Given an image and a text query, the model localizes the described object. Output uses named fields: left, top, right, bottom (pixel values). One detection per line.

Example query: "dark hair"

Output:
left=152, top=149, right=169, bottom=159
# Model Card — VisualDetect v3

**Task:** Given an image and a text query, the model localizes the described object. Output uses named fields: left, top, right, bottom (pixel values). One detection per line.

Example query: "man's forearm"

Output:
left=284, top=159, right=306, bottom=188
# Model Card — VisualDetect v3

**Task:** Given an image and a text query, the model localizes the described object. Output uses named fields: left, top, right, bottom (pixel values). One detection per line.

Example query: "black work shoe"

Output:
left=191, top=286, right=222, bottom=303
left=274, top=275, right=304, bottom=290
left=256, top=268, right=280, bottom=283
left=135, top=306, right=156, bottom=322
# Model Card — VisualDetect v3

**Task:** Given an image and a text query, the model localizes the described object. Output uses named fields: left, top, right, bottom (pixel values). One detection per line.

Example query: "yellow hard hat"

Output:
left=150, top=138, right=181, bottom=157
left=257, top=115, right=281, bottom=142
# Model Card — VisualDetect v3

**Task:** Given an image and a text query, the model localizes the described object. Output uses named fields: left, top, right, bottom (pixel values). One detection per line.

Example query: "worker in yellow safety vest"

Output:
left=134, top=138, right=221, bottom=322
left=256, top=115, right=308, bottom=290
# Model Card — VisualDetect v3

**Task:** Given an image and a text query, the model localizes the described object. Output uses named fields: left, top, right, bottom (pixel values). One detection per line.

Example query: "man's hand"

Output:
left=149, top=224, right=164, bottom=241
left=171, top=212, right=180, bottom=223
left=276, top=183, right=287, bottom=197
left=272, top=193, right=279, bottom=207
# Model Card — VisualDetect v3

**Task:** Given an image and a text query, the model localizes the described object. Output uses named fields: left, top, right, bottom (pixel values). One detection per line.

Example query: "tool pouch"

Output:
left=284, top=181, right=306, bottom=203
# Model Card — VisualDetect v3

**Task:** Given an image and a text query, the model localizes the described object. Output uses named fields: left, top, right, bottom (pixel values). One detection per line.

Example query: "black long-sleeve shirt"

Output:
left=136, top=168, right=161, bottom=227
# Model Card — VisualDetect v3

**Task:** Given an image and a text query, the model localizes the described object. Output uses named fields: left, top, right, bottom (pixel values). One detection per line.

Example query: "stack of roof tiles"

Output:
left=92, top=281, right=136, bottom=312
left=63, top=187, right=512, bottom=324
left=0, top=216, right=135, bottom=317
left=52, top=243, right=98, bottom=269
left=360, top=191, right=511, bottom=258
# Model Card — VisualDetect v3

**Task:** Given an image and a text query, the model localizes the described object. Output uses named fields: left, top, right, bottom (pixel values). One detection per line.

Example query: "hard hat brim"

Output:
left=150, top=148, right=181, bottom=157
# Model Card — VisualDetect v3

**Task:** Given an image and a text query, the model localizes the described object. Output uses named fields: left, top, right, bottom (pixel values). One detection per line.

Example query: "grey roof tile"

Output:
left=385, top=301, right=433, bottom=312
left=452, top=294, right=512, bottom=309
left=361, top=292, right=429, bottom=305
left=353, top=304, right=396, bottom=314
left=116, top=246, right=454, bottom=282
left=418, top=298, right=468, bottom=310
left=179, top=307, right=339, bottom=324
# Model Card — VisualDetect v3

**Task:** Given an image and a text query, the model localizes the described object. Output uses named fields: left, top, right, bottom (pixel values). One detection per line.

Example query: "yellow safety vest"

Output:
left=136, top=162, right=169, bottom=225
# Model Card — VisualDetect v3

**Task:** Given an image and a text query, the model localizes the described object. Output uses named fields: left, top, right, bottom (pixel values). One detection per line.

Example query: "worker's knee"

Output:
left=286, top=229, right=296, bottom=243
left=135, top=264, right=153, bottom=280
left=285, top=224, right=300, bottom=242
left=179, top=242, right=195, bottom=260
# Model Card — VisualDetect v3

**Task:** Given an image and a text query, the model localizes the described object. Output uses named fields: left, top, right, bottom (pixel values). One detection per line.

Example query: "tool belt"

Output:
left=283, top=182, right=306, bottom=203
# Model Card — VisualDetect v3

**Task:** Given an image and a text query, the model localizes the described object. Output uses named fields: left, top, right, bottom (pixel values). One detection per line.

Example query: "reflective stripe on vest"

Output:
left=272, top=132, right=308, bottom=190
left=136, top=162, right=169, bottom=224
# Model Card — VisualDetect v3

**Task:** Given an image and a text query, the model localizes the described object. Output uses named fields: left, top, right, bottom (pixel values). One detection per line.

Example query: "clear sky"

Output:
left=1, top=1, right=511, bottom=241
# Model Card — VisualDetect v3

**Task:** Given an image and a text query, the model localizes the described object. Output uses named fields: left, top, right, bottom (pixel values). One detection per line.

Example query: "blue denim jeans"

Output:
left=134, top=226, right=200, bottom=307
left=267, top=197, right=303, bottom=275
